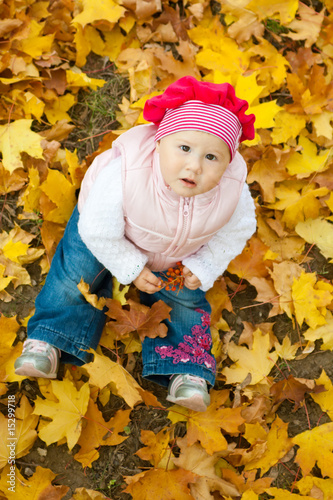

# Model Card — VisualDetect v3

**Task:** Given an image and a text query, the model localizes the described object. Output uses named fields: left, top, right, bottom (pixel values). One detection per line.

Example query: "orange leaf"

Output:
left=270, top=374, right=325, bottom=411
left=77, top=278, right=107, bottom=311
left=227, top=237, right=271, bottom=280
left=105, top=298, right=171, bottom=341
left=136, top=428, right=172, bottom=466
left=242, top=417, right=293, bottom=476
left=124, top=468, right=197, bottom=499
left=75, top=398, right=131, bottom=467
left=169, top=392, right=244, bottom=455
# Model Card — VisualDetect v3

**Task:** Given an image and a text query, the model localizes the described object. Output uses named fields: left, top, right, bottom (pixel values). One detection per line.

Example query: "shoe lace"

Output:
left=23, top=340, right=51, bottom=354
left=185, top=375, right=205, bottom=386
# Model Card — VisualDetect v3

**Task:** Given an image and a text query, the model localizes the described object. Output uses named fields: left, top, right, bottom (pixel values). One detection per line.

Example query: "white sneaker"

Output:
left=14, top=339, right=60, bottom=379
left=167, top=374, right=210, bottom=412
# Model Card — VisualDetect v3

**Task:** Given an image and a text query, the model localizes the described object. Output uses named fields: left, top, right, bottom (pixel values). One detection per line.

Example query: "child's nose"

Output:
left=187, top=156, right=202, bottom=174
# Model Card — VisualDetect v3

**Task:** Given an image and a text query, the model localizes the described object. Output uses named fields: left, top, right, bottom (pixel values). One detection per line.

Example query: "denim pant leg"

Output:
left=140, top=276, right=216, bottom=388
left=27, top=206, right=113, bottom=365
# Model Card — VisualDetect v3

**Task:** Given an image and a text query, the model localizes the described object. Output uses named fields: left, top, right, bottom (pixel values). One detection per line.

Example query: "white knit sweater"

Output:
left=78, top=156, right=256, bottom=291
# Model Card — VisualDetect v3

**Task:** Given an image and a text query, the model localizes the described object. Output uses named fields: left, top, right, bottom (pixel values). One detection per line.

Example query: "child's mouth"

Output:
left=181, top=178, right=197, bottom=188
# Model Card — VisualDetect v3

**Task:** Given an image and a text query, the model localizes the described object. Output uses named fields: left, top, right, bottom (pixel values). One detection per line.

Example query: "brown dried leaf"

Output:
left=105, top=298, right=171, bottom=341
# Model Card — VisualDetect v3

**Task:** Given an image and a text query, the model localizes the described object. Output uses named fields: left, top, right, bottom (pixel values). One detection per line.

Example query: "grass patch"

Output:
left=65, top=56, right=130, bottom=160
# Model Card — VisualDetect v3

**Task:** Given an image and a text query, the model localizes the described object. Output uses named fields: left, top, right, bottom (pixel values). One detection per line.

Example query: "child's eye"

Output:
left=180, top=145, right=190, bottom=152
left=206, top=153, right=217, bottom=161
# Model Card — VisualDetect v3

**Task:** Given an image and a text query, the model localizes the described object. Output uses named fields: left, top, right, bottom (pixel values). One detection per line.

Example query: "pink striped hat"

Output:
left=154, top=100, right=242, bottom=159
left=143, top=76, right=255, bottom=160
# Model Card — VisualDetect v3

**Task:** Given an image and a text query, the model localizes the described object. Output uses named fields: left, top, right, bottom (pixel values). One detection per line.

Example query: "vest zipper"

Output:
left=174, top=197, right=190, bottom=251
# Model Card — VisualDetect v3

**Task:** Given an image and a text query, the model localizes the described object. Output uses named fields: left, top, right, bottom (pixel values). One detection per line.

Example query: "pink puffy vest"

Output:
left=79, top=124, right=247, bottom=271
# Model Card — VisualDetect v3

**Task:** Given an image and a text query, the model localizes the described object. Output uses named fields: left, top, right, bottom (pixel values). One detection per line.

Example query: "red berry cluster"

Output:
left=161, top=262, right=185, bottom=292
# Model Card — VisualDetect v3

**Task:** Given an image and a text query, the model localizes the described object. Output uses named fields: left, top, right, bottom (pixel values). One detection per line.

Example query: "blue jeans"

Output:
left=28, top=207, right=216, bottom=387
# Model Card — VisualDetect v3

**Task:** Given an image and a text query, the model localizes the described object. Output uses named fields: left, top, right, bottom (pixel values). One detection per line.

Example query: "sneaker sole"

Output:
left=15, top=363, right=57, bottom=379
left=167, top=394, right=208, bottom=412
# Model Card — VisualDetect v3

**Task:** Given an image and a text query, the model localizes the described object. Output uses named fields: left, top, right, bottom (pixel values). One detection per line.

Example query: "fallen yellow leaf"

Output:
left=222, top=329, right=278, bottom=386
left=84, top=351, right=142, bottom=407
left=33, top=378, right=90, bottom=450
left=292, top=271, right=333, bottom=328
left=0, top=119, right=44, bottom=173
left=292, top=422, right=333, bottom=477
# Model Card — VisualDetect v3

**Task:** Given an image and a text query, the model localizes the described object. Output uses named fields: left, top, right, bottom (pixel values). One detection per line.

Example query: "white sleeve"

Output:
left=78, top=156, right=148, bottom=284
left=183, top=184, right=257, bottom=291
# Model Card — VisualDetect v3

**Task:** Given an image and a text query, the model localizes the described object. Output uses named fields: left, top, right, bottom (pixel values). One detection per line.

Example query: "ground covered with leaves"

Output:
left=1, top=0, right=333, bottom=499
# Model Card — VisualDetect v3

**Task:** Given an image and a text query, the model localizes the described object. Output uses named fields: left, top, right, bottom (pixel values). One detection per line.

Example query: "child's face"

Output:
left=156, top=130, right=231, bottom=197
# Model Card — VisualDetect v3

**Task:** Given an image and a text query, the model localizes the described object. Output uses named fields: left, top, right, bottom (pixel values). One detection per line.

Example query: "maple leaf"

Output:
left=247, top=147, right=290, bottom=203
left=312, top=111, right=333, bottom=139
left=295, top=218, right=333, bottom=263
left=292, top=422, right=333, bottom=477
left=284, top=2, right=325, bottom=47
left=44, top=93, right=76, bottom=124
left=75, top=398, right=131, bottom=467
left=274, top=336, right=299, bottom=360
left=285, top=135, right=331, bottom=179
left=271, top=111, right=306, bottom=144
left=303, top=311, right=333, bottom=350
left=222, top=329, right=278, bottom=386
left=269, top=261, right=303, bottom=320
left=188, top=20, right=250, bottom=78
left=0, top=409, right=37, bottom=469
left=257, top=215, right=305, bottom=263
left=221, top=468, right=272, bottom=496
left=292, top=271, right=333, bottom=329
left=18, top=20, right=55, bottom=58
left=39, top=220, right=65, bottom=263
left=248, top=276, right=282, bottom=318
left=72, top=0, right=126, bottom=28
left=0, top=119, right=44, bottom=173
left=105, top=298, right=171, bottom=341
left=0, top=314, right=19, bottom=366
left=40, top=169, right=77, bottom=224
left=112, top=277, right=130, bottom=305
left=227, top=237, right=271, bottom=280
left=11, top=395, right=39, bottom=461
left=206, top=278, right=233, bottom=326
left=296, top=476, right=333, bottom=499
left=17, top=166, right=41, bottom=215
left=241, top=416, right=293, bottom=476
left=168, top=390, right=245, bottom=455
left=0, top=465, right=68, bottom=500
left=221, top=4, right=264, bottom=43
left=246, top=0, right=298, bottom=24
left=77, top=278, right=107, bottom=311
left=0, top=163, right=27, bottom=194
left=66, top=69, right=106, bottom=91
left=1, top=342, right=28, bottom=383
left=173, top=438, right=240, bottom=498
left=270, top=374, right=325, bottom=411
left=268, top=182, right=329, bottom=229
left=33, top=378, right=90, bottom=450
left=310, top=370, right=333, bottom=421
left=266, top=487, right=318, bottom=499
left=136, top=428, right=172, bottom=467
left=250, top=38, right=290, bottom=94
left=124, top=468, right=197, bottom=499
left=84, top=350, right=142, bottom=407
left=71, top=488, right=110, bottom=499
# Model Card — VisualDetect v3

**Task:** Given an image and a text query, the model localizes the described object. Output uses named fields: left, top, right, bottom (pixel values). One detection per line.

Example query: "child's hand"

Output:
left=133, top=267, right=162, bottom=294
left=182, top=266, right=202, bottom=290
